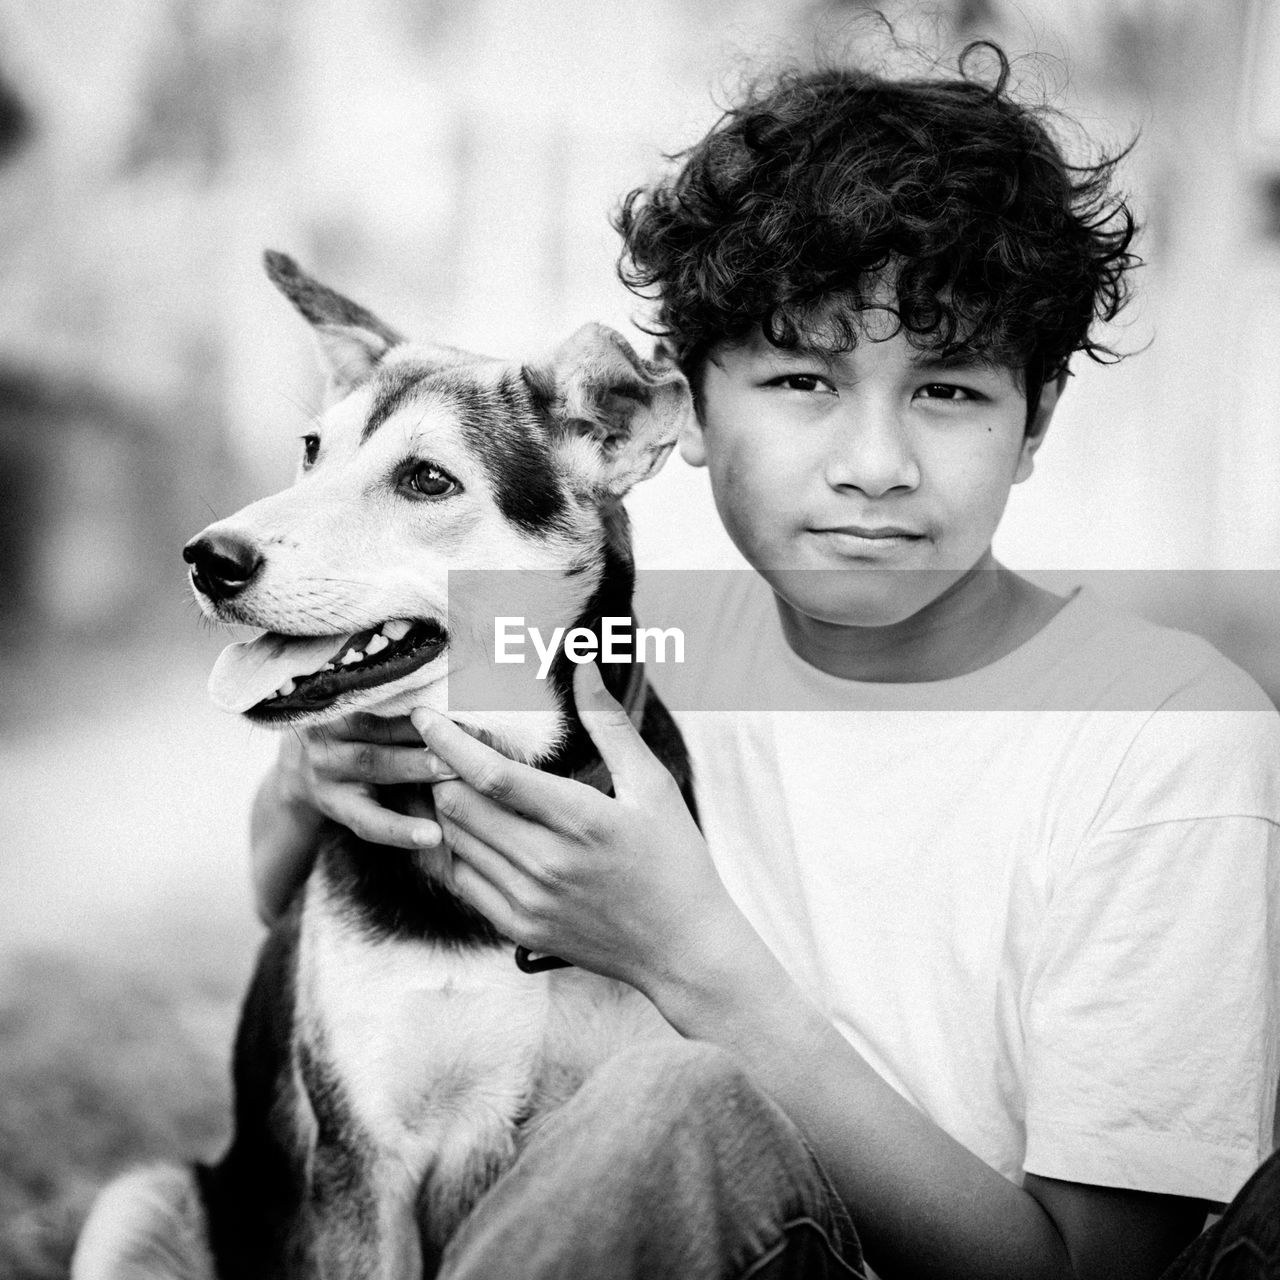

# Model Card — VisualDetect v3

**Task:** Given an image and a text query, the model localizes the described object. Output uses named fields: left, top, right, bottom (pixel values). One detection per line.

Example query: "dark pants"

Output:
left=437, top=1038, right=1279, bottom=1279
left=1160, top=1148, right=1280, bottom=1280
left=437, top=1040, right=865, bottom=1280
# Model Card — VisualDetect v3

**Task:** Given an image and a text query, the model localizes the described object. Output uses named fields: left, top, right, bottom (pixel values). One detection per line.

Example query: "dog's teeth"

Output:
left=341, top=650, right=363, bottom=666
left=366, top=633, right=390, bottom=655
left=321, top=663, right=335, bottom=672
left=278, top=678, right=296, bottom=696
left=382, top=619, right=412, bottom=642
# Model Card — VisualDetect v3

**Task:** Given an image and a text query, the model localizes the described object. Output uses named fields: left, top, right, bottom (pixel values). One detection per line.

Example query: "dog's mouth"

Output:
left=208, top=617, right=448, bottom=721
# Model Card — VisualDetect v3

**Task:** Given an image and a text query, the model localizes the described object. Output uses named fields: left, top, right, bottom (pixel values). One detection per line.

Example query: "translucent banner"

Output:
left=444, top=569, right=1280, bottom=713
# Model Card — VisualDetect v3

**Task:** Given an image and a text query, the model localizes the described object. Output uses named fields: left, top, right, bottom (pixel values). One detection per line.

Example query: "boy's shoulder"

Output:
left=642, top=570, right=1279, bottom=723
left=1054, top=587, right=1277, bottom=716
left=636, top=569, right=1280, bottom=723
left=1019, top=588, right=1280, bottom=840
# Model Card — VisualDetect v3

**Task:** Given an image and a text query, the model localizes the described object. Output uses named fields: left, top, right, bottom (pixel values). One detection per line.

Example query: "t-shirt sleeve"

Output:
left=1021, top=663, right=1280, bottom=1202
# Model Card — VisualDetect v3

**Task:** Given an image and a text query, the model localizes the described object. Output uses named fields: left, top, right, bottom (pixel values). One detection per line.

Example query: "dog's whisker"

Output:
left=297, top=604, right=355, bottom=629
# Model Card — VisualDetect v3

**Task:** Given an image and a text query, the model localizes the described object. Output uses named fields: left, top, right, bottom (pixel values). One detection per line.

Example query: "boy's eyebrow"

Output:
left=736, top=341, right=1010, bottom=376
left=908, top=350, right=1004, bottom=374
left=756, top=341, right=842, bottom=366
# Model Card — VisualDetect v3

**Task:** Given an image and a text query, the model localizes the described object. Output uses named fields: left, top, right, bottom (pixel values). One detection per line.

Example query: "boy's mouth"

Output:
left=208, top=618, right=448, bottom=721
left=817, top=524, right=922, bottom=539
left=810, top=525, right=926, bottom=551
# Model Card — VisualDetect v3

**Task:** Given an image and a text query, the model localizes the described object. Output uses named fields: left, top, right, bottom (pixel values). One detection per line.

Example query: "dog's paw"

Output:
left=72, top=1165, right=215, bottom=1280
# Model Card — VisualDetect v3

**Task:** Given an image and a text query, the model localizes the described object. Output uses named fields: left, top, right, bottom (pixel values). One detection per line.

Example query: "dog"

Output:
left=72, top=252, right=696, bottom=1279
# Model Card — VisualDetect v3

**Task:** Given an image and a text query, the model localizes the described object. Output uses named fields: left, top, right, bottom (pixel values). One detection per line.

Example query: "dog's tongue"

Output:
left=209, top=632, right=343, bottom=713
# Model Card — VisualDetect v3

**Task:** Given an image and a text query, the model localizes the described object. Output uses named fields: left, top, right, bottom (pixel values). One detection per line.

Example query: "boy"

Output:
left=249, top=45, right=1280, bottom=1280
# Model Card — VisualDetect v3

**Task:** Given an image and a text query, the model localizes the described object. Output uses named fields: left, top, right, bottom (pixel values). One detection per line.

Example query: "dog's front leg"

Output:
left=294, top=904, right=428, bottom=1280
left=303, top=1134, right=420, bottom=1280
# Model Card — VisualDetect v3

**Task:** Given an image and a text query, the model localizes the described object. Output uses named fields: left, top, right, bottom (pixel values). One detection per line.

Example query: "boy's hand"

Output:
left=251, top=712, right=447, bottom=923
left=412, top=662, right=741, bottom=994
left=275, top=713, right=447, bottom=849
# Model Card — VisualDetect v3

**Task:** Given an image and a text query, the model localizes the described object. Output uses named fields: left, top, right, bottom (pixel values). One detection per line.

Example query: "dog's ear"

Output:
left=529, top=324, right=691, bottom=497
left=264, top=251, right=404, bottom=398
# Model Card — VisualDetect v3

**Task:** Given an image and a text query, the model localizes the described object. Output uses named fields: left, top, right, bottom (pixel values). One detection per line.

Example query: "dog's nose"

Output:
left=183, top=532, right=264, bottom=601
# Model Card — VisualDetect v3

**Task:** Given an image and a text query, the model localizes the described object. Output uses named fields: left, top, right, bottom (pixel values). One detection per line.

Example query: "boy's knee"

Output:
left=568, top=1039, right=806, bottom=1174
left=590, top=1039, right=759, bottom=1115
left=562, top=1042, right=854, bottom=1251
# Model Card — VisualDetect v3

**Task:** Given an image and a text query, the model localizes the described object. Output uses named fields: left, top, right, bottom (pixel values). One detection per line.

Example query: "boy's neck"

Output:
left=774, top=554, right=1070, bottom=684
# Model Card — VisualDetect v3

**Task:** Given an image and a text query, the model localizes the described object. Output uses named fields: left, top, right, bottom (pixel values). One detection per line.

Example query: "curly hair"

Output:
left=615, top=42, right=1139, bottom=417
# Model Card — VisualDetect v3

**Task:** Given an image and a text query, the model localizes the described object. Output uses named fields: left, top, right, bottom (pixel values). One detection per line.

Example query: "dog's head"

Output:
left=184, top=252, right=689, bottom=760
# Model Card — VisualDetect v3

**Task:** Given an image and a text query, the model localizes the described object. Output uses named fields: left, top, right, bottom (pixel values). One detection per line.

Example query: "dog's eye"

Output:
left=404, top=463, right=458, bottom=499
left=301, top=434, right=320, bottom=469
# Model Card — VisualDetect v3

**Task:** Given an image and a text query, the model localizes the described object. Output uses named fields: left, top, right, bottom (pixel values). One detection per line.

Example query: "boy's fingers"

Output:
left=442, top=824, right=553, bottom=952
left=438, top=819, right=515, bottom=890
left=410, top=710, right=571, bottom=822
left=433, top=780, right=535, bottom=856
left=572, top=661, right=664, bottom=800
left=323, top=741, right=455, bottom=786
left=315, top=713, right=423, bottom=746
left=449, top=858, right=520, bottom=942
left=322, top=787, right=442, bottom=850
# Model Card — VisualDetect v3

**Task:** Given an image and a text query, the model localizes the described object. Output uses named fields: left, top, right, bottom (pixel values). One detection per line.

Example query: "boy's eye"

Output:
left=402, top=462, right=460, bottom=499
left=766, top=373, right=836, bottom=394
left=917, top=383, right=978, bottom=402
left=301, top=434, right=320, bottom=468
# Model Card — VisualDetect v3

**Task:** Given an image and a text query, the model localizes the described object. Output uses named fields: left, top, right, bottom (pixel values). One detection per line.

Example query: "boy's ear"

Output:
left=264, top=251, right=404, bottom=400
left=1014, top=369, right=1067, bottom=484
left=670, top=344, right=708, bottom=468
left=678, top=413, right=708, bottom=468
left=529, top=325, right=692, bottom=497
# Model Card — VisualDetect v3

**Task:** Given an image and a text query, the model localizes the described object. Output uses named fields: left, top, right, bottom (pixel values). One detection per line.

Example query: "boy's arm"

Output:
left=249, top=752, right=325, bottom=922
left=655, top=916, right=1209, bottom=1280
left=1022, top=1176, right=1210, bottom=1280
left=413, top=665, right=1213, bottom=1280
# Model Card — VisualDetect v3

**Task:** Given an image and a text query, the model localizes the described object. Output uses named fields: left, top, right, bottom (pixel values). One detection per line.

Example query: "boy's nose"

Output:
left=822, top=405, right=920, bottom=497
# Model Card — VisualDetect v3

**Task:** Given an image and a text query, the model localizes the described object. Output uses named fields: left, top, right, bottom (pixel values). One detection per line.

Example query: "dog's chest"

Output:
left=297, top=878, right=668, bottom=1205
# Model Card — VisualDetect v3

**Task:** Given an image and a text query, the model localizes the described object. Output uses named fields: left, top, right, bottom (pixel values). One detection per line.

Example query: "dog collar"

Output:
left=514, top=658, right=648, bottom=975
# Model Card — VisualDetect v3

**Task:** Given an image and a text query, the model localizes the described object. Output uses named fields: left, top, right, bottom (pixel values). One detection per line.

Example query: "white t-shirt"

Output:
left=642, top=572, right=1280, bottom=1203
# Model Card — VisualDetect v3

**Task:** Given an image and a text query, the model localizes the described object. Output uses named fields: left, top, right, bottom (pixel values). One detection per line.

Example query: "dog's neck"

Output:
left=549, top=655, right=647, bottom=795
left=316, top=501, right=648, bottom=948
left=538, top=499, right=638, bottom=781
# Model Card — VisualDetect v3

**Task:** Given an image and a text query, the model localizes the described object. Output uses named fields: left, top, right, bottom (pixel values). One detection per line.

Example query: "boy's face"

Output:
left=680, top=315, right=1057, bottom=628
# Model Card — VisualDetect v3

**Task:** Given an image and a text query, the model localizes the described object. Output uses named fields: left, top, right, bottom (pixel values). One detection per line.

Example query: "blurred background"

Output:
left=2, top=0, right=1278, bottom=1274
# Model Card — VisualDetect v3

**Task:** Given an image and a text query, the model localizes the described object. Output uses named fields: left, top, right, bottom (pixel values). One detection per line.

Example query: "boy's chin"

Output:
left=765, top=566, right=971, bottom=630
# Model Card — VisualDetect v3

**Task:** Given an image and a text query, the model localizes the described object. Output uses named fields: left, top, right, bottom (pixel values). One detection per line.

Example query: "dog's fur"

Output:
left=72, top=254, right=695, bottom=1280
